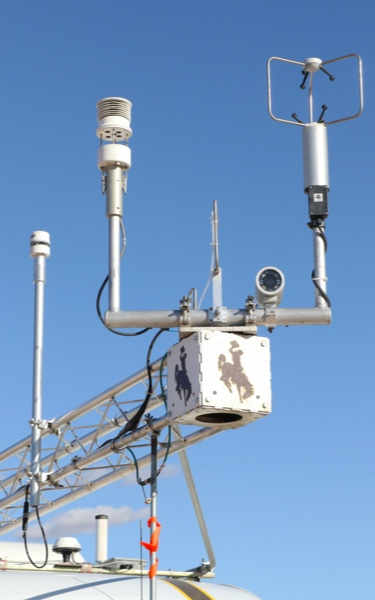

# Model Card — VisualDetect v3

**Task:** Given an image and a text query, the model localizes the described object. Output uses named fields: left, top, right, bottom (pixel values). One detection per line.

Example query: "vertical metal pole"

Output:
left=29, top=232, right=50, bottom=507
left=211, top=200, right=222, bottom=307
left=308, top=72, right=314, bottom=123
left=312, top=225, right=328, bottom=308
left=106, top=165, right=123, bottom=312
left=150, top=432, right=158, bottom=600
left=211, top=200, right=225, bottom=322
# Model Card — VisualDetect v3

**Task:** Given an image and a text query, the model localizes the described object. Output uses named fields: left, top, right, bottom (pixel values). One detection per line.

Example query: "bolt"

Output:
left=262, top=402, right=267, bottom=409
left=204, top=333, right=210, bottom=340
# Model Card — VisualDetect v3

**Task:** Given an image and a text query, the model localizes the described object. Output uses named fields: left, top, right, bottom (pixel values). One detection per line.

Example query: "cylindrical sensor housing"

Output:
left=96, top=97, right=132, bottom=141
left=95, top=514, right=108, bottom=563
left=97, top=144, right=131, bottom=170
left=30, top=231, right=51, bottom=258
left=302, top=123, right=329, bottom=191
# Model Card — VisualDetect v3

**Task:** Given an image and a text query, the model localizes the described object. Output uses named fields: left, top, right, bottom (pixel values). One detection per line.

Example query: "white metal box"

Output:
left=167, top=331, right=271, bottom=428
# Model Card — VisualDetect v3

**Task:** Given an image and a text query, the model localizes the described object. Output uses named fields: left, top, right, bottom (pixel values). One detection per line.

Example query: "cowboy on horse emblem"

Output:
left=218, top=340, right=254, bottom=402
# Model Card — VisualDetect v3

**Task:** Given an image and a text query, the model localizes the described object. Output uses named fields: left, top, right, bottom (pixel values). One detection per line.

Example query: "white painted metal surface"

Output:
left=167, top=332, right=271, bottom=427
left=0, top=573, right=261, bottom=599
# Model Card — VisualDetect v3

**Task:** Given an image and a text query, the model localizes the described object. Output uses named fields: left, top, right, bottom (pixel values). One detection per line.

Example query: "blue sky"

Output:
left=0, top=2, right=374, bottom=599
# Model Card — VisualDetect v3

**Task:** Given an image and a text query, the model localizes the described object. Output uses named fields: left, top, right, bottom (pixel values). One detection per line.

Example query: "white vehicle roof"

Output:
left=0, top=573, right=261, bottom=599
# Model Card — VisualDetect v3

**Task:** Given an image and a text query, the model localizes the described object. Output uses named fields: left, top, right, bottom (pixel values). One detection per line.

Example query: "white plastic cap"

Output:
left=53, top=537, right=82, bottom=553
left=304, top=58, right=323, bottom=73
left=30, top=231, right=50, bottom=258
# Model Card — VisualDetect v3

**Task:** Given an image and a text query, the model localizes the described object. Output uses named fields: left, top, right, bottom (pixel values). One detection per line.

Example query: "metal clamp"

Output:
left=208, top=305, right=227, bottom=323
left=179, top=296, right=191, bottom=326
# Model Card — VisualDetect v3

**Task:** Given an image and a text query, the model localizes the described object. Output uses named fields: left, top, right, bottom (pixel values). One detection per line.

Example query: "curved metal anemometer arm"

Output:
left=267, top=53, right=363, bottom=126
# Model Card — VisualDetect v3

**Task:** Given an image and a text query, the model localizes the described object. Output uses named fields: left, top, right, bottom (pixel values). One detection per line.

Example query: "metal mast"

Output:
left=29, top=231, right=50, bottom=508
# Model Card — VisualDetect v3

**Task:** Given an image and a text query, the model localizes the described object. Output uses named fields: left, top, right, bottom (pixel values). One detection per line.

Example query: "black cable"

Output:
left=316, top=224, right=328, bottom=253
left=311, top=269, right=331, bottom=307
left=100, top=328, right=169, bottom=448
left=96, top=274, right=150, bottom=337
left=22, top=485, right=49, bottom=569
left=308, top=221, right=331, bottom=308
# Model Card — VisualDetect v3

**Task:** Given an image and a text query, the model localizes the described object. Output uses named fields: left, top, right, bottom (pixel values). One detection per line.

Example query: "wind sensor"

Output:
left=267, top=53, right=363, bottom=308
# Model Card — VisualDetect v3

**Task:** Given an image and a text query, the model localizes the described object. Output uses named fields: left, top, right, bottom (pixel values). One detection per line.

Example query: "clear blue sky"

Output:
left=0, top=2, right=373, bottom=599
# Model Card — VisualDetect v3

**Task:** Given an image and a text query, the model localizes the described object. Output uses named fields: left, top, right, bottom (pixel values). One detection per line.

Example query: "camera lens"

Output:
left=259, top=268, right=282, bottom=291
left=264, top=273, right=277, bottom=288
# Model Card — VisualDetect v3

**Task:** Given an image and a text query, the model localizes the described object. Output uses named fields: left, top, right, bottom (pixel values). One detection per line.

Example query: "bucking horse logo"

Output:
left=175, top=346, right=192, bottom=406
left=218, top=340, right=254, bottom=402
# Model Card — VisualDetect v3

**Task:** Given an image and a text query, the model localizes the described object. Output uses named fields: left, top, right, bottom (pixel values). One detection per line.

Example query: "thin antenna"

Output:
left=149, top=432, right=158, bottom=600
left=140, top=520, right=144, bottom=600
left=210, top=199, right=224, bottom=320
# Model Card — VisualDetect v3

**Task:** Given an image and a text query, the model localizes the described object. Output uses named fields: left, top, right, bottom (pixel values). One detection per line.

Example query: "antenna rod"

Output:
left=150, top=432, right=158, bottom=600
left=210, top=200, right=224, bottom=323
left=29, top=231, right=50, bottom=507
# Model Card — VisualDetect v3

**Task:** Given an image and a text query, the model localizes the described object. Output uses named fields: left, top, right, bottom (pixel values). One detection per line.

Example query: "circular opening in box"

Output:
left=195, top=412, right=243, bottom=424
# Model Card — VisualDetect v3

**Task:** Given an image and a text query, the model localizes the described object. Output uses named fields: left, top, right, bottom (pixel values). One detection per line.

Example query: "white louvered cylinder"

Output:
left=96, top=97, right=132, bottom=141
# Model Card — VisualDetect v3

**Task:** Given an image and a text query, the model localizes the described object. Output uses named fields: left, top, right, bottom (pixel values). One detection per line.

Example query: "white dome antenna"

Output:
left=53, top=537, right=82, bottom=563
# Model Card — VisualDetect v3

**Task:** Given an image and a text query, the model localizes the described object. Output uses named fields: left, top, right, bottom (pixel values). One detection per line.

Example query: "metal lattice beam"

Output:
left=0, top=357, right=219, bottom=536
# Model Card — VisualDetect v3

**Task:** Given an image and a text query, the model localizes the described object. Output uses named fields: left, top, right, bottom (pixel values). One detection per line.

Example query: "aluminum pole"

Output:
left=175, top=426, right=216, bottom=571
left=150, top=432, right=158, bottom=600
left=312, top=224, right=328, bottom=308
left=29, top=232, right=50, bottom=507
left=105, top=306, right=331, bottom=329
left=106, top=165, right=123, bottom=312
